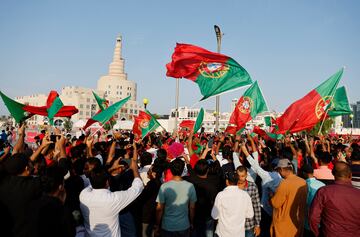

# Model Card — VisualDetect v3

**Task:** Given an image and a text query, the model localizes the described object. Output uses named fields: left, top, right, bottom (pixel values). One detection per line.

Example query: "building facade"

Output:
left=342, top=102, right=359, bottom=128
left=15, top=35, right=143, bottom=126
left=167, top=105, right=277, bottom=132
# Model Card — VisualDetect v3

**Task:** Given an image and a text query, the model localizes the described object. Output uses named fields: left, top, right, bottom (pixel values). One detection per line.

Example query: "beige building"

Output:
left=16, top=35, right=143, bottom=126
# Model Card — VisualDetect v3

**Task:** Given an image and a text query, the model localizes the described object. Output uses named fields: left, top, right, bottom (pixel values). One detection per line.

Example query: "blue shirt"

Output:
left=246, top=152, right=282, bottom=216
left=156, top=180, right=197, bottom=231
left=0, top=132, right=7, bottom=141
left=305, top=177, right=325, bottom=230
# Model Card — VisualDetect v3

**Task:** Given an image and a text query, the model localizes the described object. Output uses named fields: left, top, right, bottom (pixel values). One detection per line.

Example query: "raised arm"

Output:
left=85, top=136, right=94, bottom=158
left=309, top=137, right=318, bottom=166
left=30, top=134, right=53, bottom=162
left=247, top=133, right=257, bottom=153
left=131, top=141, right=140, bottom=178
left=216, top=134, right=225, bottom=155
left=12, top=123, right=26, bottom=155
left=57, top=135, right=67, bottom=159
left=187, top=130, right=194, bottom=157
left=106, top=140, right=116, bottom=166
left=233, top=134, right=241, bottom=153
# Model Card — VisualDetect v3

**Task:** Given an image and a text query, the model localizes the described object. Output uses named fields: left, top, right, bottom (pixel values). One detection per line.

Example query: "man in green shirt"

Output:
left=155, top=158, right=197, bottom=237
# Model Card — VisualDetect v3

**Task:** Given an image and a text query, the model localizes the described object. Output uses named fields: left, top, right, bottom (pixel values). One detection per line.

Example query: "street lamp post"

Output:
left=143, top=98, right=149, bottom=110
left=214, top=25, right=222, bottom=132
left=350, top=114, right=354, bottom=135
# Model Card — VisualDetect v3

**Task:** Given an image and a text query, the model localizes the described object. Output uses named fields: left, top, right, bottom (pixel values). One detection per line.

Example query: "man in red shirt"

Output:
left=309, top=161, right=360, bottom=236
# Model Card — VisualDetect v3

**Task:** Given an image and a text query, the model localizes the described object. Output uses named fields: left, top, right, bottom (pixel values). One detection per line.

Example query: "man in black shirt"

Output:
left=0, top=153, right=42, bottom=237
left=185, top=159, right=222, bottom=237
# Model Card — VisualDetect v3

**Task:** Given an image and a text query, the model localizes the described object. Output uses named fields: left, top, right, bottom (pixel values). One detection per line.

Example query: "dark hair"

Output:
left=140, top=152, right=152, bottom=168
left=41, top=166, right=64, bottom=194
left=169, top=158, right=184, bottom=176
left=236, top=166, right=247, bottom=174
left=70, top=144, right=87, bottom=159
left=89, top=168, right=109, bottom=189
left=351, top=148, right=360, bottom=161
left=73, top=158, right=86, bottom=175
left=301, top=164, right=314, bottom=174
left=194, top=159, right=209, bottom=176
left=4, top=153, right=29, bottom=175
left=150, top=164, right=163, bottom=179
left=332, top=161, right=352, bottom=179
left=225, top=171, right=239, bottom=185
left=281, top=147, right=293, bottom=160
left=320, top=152, right=332, bottom=164
left=156, top=149, right=167, bottom=161
left=86, top=157, right=101, bottom=168
left=222, top=146, right=233, bottom=160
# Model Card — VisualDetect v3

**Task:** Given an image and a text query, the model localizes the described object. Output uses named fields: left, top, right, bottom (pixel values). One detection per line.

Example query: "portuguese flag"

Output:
left=46, top=92, right=64, bottom=125
left=179, top=120, right=195, bottom=131
left=0, top=91, right=33, bottom=123
left=92, top=91, right=109, bottom=111
left=193, top=108, right=204, bottom=133
left=178, top=108, right=204, bottom=133
left=83, top=91, right=115, bottom=130
left=253, top=126, right=283, bottom=141
left=275, top=68, right=343, bottom=134
left=328, top=86, right=352, bottom=117
left=0, top=90, right=78, bottom=124
left=133, top=110, right=161, bottom=138
left=225, top=125, right=238, bottom=135
left=166, top=43, right=253, bottom=101
left=264, top=116, right=272, bottom=127
left=228, top=81, right=268, bottom=131
left=83, top=96, right=130, bottom=130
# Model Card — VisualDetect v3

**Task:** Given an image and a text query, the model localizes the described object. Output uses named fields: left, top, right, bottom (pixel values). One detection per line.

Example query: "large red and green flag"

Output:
left=46, top=91, right=64, bottom=125
left=0, top=91, right=33, bottom=123
left=179, top=120, right=195, bottom=131
left=83, top=91, right=115, bottom=130
left=166, top=43, right=253, bottom=101
left=178, top=108, right=204, bottom=133
left=224, top=125, right=245, bottom=135
left=264, top=116, right=272, bottom=127
left=275, top=68, right=343, bottom=134
left=228, top=81, right=268, bottom=131
left=83, top=96, right=130, bottom=130
left=92, top=91, right=108, bottom=111
left=0, top=90, right=78, bottom=124
left=193, top=108, right=204, bottom=133
left=253, top=126, right=283, bottom=141
left=133, top=110, right=161, bottom=138
left=328, top=86, right=352, bottom=117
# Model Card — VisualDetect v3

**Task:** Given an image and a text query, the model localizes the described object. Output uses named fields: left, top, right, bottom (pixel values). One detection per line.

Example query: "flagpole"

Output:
left=90, top=123, right=106, bottom=137
left=318, top=92, right=337, bottom=135
left=318, top=67, right=344, bottom=135
left=214, top=25, right=222, bottom=132
left=175, top=78, right=180, bottom=133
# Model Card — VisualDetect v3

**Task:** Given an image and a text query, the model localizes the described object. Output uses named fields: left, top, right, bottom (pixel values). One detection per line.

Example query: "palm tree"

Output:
left=63, top=118, right=73, bottom=133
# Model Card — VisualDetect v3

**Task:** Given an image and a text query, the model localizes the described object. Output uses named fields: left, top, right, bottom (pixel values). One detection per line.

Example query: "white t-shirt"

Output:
left=211, top=186, right=254, bottom=237
left=80, top=177, right=144, bottom=237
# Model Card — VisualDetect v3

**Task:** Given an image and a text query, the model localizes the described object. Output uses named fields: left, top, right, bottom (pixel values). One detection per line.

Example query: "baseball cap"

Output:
left=275, top=159, right=292, bottom=169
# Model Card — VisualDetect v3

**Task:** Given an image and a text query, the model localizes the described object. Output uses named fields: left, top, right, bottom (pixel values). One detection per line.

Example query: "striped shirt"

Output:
left=243, top=181, right=261, bottom=230
left=351, top=164, right=360, bottom=189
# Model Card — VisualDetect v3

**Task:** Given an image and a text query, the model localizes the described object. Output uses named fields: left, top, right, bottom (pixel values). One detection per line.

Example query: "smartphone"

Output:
left=208, top=137, right=214, bottom=148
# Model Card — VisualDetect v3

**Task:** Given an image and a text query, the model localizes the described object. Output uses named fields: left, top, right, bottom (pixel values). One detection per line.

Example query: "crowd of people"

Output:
left=0, top=123, right=359, bottom=237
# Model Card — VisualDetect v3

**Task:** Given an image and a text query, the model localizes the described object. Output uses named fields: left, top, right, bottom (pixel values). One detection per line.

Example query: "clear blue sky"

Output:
left=0, top=0, right=359, bottom=115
